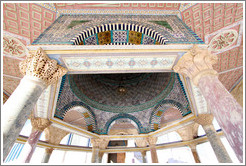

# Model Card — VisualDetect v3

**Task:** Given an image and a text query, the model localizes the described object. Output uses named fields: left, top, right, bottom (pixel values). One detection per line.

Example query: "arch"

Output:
left=71, top=23, right=168, bottom=45
left=149, top=99, right=189, bottom=131
left=57, top=101, right=98, bottom=133
left=102, top=114, right=146, bottom=134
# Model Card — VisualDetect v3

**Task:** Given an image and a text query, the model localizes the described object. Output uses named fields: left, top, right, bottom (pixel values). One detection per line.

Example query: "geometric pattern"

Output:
left=73, top=23, right=168, bottom=45
left=32, top=15, right=204, bottom=45
left=112, top=30, right=128, bottom=43
left=142, top=34, right=155, bottom=45
left=3, top=3, right=56, bottom=43
left=84, top=35, right=98, bottom=45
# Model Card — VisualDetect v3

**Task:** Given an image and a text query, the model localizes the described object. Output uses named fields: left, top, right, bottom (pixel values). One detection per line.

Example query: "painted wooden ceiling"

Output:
left=2, top=2, right=243, bottom=109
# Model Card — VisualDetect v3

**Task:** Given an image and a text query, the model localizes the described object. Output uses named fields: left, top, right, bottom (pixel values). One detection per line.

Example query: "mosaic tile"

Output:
left=32, top=15, right=204, bottom=45
left=142, top=34, right=155, bottom=44
left=97, top=31, right=111, bottom=45
left=83, top=34, right=98, bottom=45
left=129, top=31, right=142, bottom=44
left=112, top=30, right=128, bottom=43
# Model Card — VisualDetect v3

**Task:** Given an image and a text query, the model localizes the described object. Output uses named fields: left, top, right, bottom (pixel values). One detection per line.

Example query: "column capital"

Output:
left=135, top=139, right=148, bottom=148
left=173, top=45, right=218, bottom=86
left=176, top=123, right=199, bottom=141
left=194, top=114, right=214, bottom=126
left=19, top=47, right=67, bottom=86
left=44, top=126, right=69, bottom=145
left=91, top=138, right=108, bottom=149
left=99, top=138, right=110, bottom=149
left=146, top=136, right=157, bottom=146
left=30, top=116, right=51, bottom=131
left=45, top=147, right=54, bottom=154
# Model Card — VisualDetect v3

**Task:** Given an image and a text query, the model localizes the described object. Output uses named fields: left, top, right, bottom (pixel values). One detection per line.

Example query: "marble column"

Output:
left=194, top=114, right=232, bottom=163
left=42, top=148, right=54, bottom=163
left=188, top=144, right=201, bottom=163
left=176, top=123, right=200, bottom=163
left=18, top=116, right=51, bottom=163
left=146, top=137, right=158, bottom=163
left=41, top=126, right=69, bottom=163
left=3, top=48, right=67, bottom=161
left=98, top=152, right=104, bottom=163
left=135, top=139, right=148, bottom=163
left=141, top=151, right=147, bottom=163
left=91, top=138, right=109, bottom=163
left=173, top=45, right=243, bottom=162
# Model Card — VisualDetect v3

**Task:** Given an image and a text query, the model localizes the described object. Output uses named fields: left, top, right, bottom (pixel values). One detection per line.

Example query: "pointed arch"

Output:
left=149, top=99, right=190, bottom=131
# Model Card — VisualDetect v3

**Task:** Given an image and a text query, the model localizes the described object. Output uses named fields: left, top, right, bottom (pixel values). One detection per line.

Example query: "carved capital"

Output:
left=90, top=138, right=109, bottom=149
left=176, top=123, right=199, bottom=141
left=99, top=138, right=110, bottom=149
left=45, top=147, right=54, bottom=154
left=31, top=116, right=51, bottom=131
left=146, top=136, right=157, bottom=146
left=135, top=139, right=148, bottom=148
left=173, top=45, right=218, bottom=86
left=44, top=125, right=69, bottom=145
left=91, top=138, right=101, bottom=148
left=194, top=114, right=214, bottom=126
left=19, top=48, right=67, bottom=86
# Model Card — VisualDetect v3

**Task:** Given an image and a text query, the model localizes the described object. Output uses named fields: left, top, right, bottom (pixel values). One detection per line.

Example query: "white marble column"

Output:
left=173, top=45, right=243, bottom=162
left=42, top=148, right=54, bottom=163
left=2, top=48, right=67, bottom=161
left=194, top=114, right=232, bottom=163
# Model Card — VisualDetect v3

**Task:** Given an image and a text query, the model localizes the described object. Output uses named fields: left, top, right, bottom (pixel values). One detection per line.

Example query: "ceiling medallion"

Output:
left=117, top=86, right=127, bottom=95
left=3, top=35, right=27, bottom=57
left=209, top=29, right=238, bottom=51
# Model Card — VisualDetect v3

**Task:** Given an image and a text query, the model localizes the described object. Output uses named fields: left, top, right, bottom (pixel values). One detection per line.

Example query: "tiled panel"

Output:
left=181, top=3, right=243, bottom=41
left=218, top=68, right=243, bottom=91
left=3, top=76, right=20, bottom=95
left=3, top=3, right=56, bottom=43
left=3, top=56, right=23, bottom=78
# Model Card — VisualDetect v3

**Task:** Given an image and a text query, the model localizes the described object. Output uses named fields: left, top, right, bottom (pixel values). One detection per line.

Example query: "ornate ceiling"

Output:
left=55, top=72, right=191, bottom=134
left=2, top=3, right=244, bottom=134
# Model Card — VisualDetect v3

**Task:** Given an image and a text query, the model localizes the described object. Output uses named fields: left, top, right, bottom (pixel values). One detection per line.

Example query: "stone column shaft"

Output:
left=91, top=147, right=100, bottom=163
left=19, top=130, right=42, bottom=163
left=2, top=76, right=45, bottom=161
left=141, top=150, right=147, bottom=163
left=98, top=152, right=104, bottom=163
left=173, top=45, right=243, bottom=162
left=2, top=48, right=67, bottom=161
left=198, top=76, right=243, bottom=162
left=42, top=148, right=54, bottom=163
left=188, top=144, right=200, bottom=163
left=146, top=137, right=158, bottom=163
left=203, top=124, right=232, bottom=163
